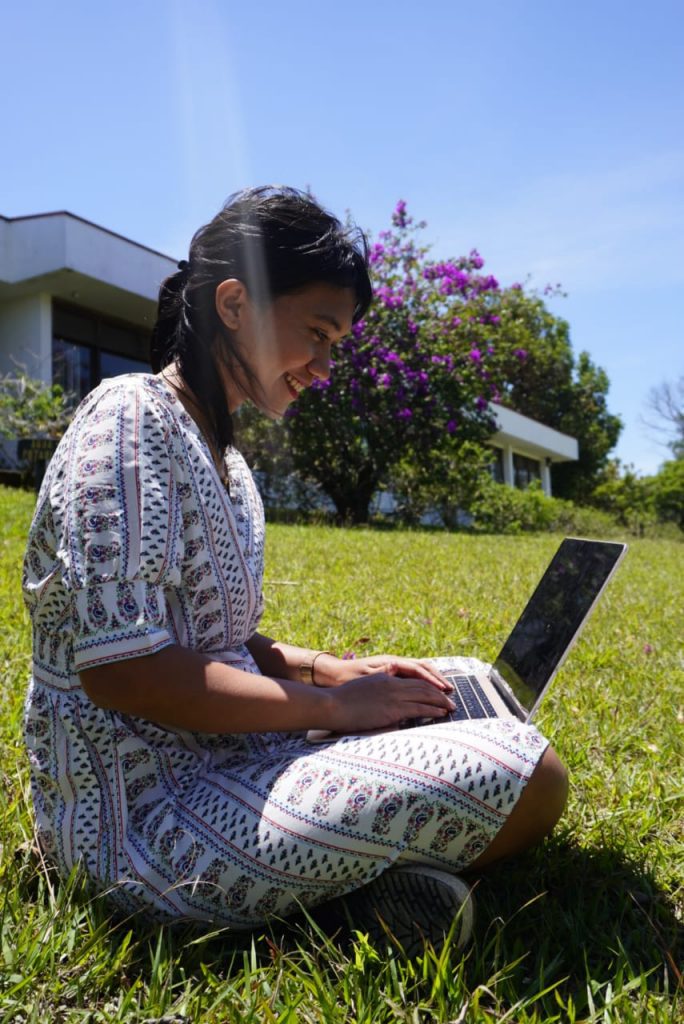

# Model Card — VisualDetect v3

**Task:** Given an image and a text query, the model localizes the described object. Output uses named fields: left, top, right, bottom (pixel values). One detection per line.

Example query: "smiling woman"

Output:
left=22, top=186, right=566, bottom=956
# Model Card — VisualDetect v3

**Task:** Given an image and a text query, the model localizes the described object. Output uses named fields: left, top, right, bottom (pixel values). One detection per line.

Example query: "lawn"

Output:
left=0, top=485, right=682, bottom=1022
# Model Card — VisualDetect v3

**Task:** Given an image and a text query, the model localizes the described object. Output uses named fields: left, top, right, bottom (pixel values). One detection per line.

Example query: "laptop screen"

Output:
left=493, top=538, right=626, bottom=713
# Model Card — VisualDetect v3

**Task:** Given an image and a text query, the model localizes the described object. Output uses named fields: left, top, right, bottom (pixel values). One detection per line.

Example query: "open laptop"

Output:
left=307, top=537, right=626, bottom=741
left=413, top=537, right=627, bottom=726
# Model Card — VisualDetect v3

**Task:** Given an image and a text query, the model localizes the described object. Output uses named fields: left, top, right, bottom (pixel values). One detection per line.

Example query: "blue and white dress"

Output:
left=23, top=373, right=548, bottom=926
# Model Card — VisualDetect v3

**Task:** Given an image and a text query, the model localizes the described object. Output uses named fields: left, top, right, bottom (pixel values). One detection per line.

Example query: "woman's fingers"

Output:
left=379, top=657, right=452, bottom=691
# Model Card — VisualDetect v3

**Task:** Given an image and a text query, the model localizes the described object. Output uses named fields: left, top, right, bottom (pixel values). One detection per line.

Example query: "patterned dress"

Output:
left=23, top=373, right=548, bottom=927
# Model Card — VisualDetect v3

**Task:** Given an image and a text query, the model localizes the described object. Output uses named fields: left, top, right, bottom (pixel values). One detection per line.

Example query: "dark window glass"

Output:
left=489, top=446, right=504, bottom=484
left=52, top=337, right=93, bottom=403
left=52, top=301, right=152, bottom=400
left=513, top=453, right=541, bottom=489
left=100, top=351, right=149, bottom=379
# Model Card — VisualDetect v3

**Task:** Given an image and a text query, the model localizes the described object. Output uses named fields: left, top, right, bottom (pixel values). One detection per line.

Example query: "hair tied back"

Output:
left=177, top=259, right=189, bottom=272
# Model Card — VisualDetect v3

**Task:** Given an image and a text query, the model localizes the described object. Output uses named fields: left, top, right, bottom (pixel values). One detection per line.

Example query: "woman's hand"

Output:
left=314, top=653, right=452, bottom=692
left=325, top=670, right=456, bottom=735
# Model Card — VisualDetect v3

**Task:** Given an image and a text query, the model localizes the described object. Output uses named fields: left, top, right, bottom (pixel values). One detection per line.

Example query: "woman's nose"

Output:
left=308, top=348, right=331, bottom=381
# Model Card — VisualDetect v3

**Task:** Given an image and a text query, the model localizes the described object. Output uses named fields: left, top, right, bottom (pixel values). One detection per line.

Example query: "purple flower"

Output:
left=514, top=348, right=528, bottom=360
left=475, top=396, right=488, bottom=411
left=469, top=249, right=484, bottom=270
left=407, top=319, right=418, bottom=335
left=351, top=320, right=366, bottom=338
left=446, top=419, right=457, bottom=434
left=469, top=348, right=482, bottom=363
left=375, top=284, right=403, bottom=310
left=397, top=407, right=413, bottom=420
left=452, top=317, right=462, bottom=327
left=378, top=373, right=392, bottom=387
left=392, top=200, right=408, bottom=228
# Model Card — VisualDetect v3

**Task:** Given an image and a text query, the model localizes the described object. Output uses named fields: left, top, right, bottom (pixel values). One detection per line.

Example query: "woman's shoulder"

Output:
left=71, top=372, right=183, bottom=424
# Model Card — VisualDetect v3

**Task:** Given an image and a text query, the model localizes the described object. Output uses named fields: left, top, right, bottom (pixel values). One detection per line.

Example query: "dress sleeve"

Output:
left=58, top=378, right=187, bottom=672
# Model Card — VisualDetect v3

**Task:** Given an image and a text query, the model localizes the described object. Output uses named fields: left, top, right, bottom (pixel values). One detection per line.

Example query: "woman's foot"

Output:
left=339, top=865, right=474, bottom=958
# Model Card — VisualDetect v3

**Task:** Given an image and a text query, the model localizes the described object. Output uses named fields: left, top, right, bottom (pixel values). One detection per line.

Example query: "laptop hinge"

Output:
left=489, top=666, right=528, bottom=722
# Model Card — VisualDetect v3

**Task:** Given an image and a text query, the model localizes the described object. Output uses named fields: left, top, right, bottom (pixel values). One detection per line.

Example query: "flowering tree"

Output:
left=285, top=202, right=513, bottom=523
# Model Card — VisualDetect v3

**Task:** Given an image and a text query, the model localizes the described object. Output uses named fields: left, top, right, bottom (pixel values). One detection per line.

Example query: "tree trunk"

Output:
left=324, top=470, right=378, bottom=525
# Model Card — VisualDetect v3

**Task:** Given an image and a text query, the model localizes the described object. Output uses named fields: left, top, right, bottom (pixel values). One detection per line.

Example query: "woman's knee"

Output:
left=466, top=744, right=568, bottom=872
left=529, top=744, right=569, bottom=834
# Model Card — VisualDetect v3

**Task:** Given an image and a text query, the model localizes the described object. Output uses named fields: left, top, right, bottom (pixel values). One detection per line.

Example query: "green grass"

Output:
left=1, top=486, right=682, bottom=1022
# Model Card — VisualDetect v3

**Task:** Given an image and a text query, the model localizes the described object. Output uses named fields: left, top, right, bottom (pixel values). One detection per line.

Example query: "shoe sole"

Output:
left=342, top=866, right=474, bottom=958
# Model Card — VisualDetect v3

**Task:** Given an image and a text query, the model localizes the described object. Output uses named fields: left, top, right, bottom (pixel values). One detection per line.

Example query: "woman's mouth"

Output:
left=284, top=372, right=305, bottom=398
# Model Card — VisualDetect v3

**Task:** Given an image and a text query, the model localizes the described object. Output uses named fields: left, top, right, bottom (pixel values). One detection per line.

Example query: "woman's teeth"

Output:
left=285, top=373, right=304, bottom=394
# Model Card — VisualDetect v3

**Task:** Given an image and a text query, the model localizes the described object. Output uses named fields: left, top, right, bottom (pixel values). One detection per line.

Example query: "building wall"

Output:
left=0, top=292, right=52, bottom=381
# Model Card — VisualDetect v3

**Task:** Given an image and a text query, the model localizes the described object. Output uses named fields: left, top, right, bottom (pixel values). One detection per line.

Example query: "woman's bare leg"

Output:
left=466, top=745, right=569, bottom=872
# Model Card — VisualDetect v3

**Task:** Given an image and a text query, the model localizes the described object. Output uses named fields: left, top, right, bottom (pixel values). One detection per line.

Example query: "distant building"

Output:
left=0, top=210, right=578, bottom=494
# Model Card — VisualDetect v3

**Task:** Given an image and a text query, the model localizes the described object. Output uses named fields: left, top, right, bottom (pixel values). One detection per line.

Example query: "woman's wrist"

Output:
left=308, top=652, right=342, bottom=688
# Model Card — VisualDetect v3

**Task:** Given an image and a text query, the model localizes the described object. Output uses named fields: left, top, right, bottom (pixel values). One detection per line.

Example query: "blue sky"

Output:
left=3, top=0, right=682, bottom=473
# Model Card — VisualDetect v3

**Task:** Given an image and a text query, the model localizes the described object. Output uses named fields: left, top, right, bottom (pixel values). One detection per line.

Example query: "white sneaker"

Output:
left=341, top=864, right=475, bottom=958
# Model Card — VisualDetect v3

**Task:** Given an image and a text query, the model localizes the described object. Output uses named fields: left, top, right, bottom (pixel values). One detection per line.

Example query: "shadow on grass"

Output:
left=465, top=837, right=682, bottom=1000
left=17, top=835, right=681, bottom=1014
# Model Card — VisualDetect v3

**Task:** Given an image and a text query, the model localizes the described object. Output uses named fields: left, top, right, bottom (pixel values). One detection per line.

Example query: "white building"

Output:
left=0, top=210, right=578, bottom=493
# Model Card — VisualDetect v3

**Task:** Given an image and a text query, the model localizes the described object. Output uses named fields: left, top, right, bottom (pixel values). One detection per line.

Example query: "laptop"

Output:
left=307, top=537, right=626, bottom=741
left=422, top=537, right=627, bottom=725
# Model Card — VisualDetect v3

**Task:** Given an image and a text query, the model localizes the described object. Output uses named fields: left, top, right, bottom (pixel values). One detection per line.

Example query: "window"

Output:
left=52, top=337, right=93, bottom=402
left=513, top=452, right=541, bottom=489
left=52, top=303, right=150, bottom=403
left=488, top=446, right=505, bottom=484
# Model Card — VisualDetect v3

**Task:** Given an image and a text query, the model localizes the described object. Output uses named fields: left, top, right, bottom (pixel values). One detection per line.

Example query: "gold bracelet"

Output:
left=299, top=650, right=331, bottom=686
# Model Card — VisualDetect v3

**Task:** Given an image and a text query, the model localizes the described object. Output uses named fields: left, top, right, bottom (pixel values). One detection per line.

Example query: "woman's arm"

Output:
left=247, top=632, right=452, bottom=691
left=80, top=643, right=456, bottom=735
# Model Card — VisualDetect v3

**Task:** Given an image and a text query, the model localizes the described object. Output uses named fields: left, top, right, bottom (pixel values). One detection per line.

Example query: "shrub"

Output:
left=468, top=479, right=626, bottom=537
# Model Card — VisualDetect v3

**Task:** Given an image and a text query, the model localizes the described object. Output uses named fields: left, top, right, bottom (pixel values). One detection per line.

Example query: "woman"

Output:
left=23, top=186, right=567, bottom=954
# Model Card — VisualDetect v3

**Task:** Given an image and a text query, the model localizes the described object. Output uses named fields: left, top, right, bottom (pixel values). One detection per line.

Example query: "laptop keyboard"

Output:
left=446, top=673, right=497, bottom=719
left=401, top=673, right=496, bottom=728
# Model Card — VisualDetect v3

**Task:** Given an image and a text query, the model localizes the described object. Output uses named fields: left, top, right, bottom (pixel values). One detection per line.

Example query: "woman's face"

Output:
left=216, top=280, right=356, bottom=417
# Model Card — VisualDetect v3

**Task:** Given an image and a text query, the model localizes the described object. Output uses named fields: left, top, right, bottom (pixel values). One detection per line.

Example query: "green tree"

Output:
left=478, top=286, right=622, bottom=503
left=590, top=459, right=655, bottom=535
left=650, top=459, right=684, bottom=530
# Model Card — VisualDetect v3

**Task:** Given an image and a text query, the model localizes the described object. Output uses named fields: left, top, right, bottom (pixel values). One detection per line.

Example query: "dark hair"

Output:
left=150, top=186, right=372, bottom=450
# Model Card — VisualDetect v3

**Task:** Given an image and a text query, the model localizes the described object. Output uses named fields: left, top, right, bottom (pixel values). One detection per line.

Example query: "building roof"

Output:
left=0, top=211, right=176, bottom=328
left=490, top=402, right=579, bottom=462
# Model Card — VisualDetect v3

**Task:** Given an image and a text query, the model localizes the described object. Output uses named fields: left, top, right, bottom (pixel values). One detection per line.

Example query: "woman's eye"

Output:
left=314, top=328, right=329, bottom=344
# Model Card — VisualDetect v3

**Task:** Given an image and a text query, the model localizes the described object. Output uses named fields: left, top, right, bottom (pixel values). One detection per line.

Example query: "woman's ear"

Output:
left=215, top=279, right=248, bottom=331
